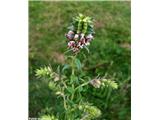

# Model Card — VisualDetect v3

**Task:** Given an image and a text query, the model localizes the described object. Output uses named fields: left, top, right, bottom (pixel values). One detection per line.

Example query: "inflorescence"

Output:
left=65, top=13, right=95, bottom=53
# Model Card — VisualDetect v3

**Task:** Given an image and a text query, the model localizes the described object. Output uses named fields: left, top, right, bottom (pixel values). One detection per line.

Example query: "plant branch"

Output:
left=83, top=62, right=109, bottom=71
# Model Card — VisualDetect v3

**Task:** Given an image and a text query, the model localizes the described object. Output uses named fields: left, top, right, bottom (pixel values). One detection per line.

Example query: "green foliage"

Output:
left=102, top=79, right=118, bottom=89
left=35, top=66, right=53, bottom=79
left=75, top=58, right=82, bottom=71
left=79, top=104, right=101, bottom=120
left=62, top=64, right=70, bottom=73
left=40, top=115, right=58, bottom=120
left=71, top=13, right=94, bottom=34
left=34, top=55, right=119, bottom=119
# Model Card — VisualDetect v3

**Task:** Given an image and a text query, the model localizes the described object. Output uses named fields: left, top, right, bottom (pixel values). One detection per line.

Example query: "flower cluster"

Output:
left=90, top=78, right=118, bottom=89
left=65, top=13, right=95, bottom=53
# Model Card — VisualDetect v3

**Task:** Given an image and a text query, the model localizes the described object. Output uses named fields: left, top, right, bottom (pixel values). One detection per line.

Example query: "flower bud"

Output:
left=90, top=79, right=101, bottom=88
left=68, top=30, right=74, bottom=34
left=74, top=34, right=79, bottom=40
left=80, top=33, right=85, bottom=39
left=66, top=31, right=74, bottom=40
left=86, top=34, right=93, bottom=41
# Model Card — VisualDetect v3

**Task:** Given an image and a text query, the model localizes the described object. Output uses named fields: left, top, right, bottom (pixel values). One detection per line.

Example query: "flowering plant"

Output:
left=66, top=13, right=94, bottom=53
left=35, top=14, right=118, bottom=120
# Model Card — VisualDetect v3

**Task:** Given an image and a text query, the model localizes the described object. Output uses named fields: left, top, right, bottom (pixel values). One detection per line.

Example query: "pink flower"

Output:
left=68, top=41, right=75, bottom=48
left=65, top=31, right=94, bottom=53
left=65, top=31, right=74, bottom=40
left=80, top=33, right=85, bottom=40
left=86, top=34, right=93, bottom=41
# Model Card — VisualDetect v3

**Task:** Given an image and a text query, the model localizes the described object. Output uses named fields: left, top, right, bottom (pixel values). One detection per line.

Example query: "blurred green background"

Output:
left=29, top=1, right=130, bottom=120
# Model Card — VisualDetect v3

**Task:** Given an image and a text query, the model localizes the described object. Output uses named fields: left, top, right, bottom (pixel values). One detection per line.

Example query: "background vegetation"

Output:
left=29, top=1, right=131, bottom=120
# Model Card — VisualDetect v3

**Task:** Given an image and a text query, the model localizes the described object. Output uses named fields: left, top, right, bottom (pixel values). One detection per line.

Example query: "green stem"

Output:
left=105, top=87, right=112, bottom=109
left=72, top=69, right=75, bottom=75
left=71, top=55, right=77, bottom=75
left=70, top=55, right=77, bottom=100
left=71, top=84, right=75, bottom=100
left=71, top=80, right=89, bottom=101
left=62, top=88, right=67, bottom=110
left=75, top=81, right=90, bottom=91
left=63, top=95, right=67, bottom=110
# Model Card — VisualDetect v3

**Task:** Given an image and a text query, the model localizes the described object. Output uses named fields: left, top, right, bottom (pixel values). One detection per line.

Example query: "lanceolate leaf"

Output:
left=84, top=46, right=90, bottom=53
left=62, top=64, right=70, bottom=73
left=75, top=58, right=82, bottom=71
